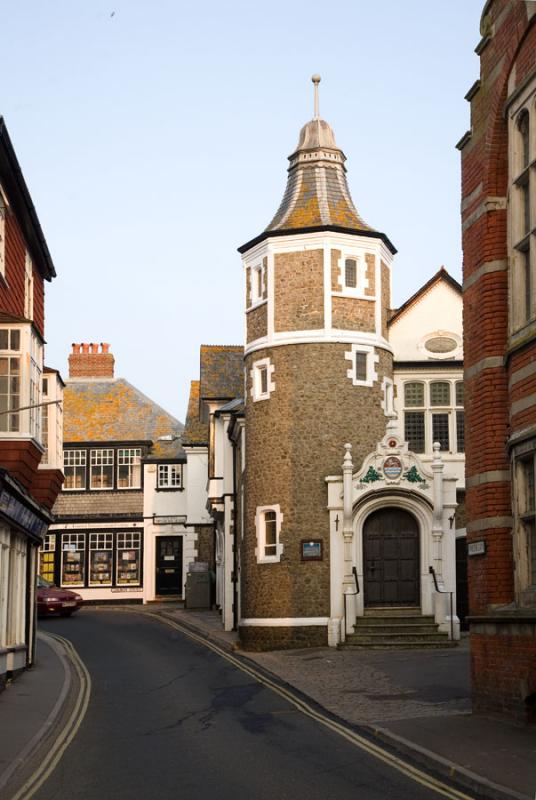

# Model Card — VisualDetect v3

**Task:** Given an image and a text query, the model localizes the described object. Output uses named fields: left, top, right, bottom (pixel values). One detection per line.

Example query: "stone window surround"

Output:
left=344, top=344, right=378, bottom=387
left=381, top=376, right=394, bottom=417
left=417, top=330, right=462, bottom=360
left=248, top=262, right=266, bottom=309
left=255, top=504, right=284, bottom=564
left=402, top=379, right=464, bottom=455
left=508, top=80, right=536, bottom=332
left=250, top=356, right=275, bottom=402
left=334, top=249, right=370, bottom=298
left=512, top=441, right=536, bottom=607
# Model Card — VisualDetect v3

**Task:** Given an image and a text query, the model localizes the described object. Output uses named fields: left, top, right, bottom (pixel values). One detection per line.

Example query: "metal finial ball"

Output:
left=311, top=74, right=321, bottom=84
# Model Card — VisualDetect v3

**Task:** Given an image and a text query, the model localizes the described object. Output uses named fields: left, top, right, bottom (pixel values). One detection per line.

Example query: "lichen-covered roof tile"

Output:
left=182, top=380, right=208, bottom=446
left=63, top=379, right=184, bottom=455
left=199, top=345, right=243, bottom=400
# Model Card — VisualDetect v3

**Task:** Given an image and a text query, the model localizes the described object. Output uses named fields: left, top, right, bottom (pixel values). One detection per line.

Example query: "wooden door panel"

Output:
left=363, top=508, right=419, bottom=607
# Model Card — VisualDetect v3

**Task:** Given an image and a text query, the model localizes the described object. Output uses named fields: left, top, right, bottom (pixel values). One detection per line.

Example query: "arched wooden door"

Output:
left=363, top=508, right=420, bottom=607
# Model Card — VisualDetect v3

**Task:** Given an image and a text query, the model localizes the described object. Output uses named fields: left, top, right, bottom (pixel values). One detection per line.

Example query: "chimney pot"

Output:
left=90, top=343, right=98, bottom=354
left=101, top=343, right=110, bottom=354
left=81, top=343, right=89, bottom=354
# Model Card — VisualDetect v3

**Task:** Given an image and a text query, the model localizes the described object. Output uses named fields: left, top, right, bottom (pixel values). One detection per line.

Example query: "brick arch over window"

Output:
left=478, top=13, right=536, bottom=197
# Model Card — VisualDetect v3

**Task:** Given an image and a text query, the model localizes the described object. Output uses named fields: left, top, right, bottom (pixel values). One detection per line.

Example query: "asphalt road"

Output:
left=37, top=610, right=446, bottom=800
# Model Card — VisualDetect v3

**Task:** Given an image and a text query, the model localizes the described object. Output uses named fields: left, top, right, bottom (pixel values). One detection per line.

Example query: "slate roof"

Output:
left=199, top=345, right=243, bottom=400
left=63, top=378, right=184, bottom=459
left=182, top=380, right=208, bottom=446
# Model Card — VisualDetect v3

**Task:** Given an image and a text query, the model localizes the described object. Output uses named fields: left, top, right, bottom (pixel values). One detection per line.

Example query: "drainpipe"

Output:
left=342, top=443, right=355, bottom=637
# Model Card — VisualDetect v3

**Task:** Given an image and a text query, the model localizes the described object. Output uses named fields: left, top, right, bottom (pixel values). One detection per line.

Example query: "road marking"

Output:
left=10, top=634, right=91, bottom=800
left=149, top=613, right=475, bottom=800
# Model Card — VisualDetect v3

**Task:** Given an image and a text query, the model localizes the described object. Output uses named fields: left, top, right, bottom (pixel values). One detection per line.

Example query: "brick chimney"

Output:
left=68, top=343, right=115, bottom=379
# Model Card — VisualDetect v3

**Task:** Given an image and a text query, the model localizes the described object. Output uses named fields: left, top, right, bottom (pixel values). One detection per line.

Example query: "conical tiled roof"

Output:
left=238, top=77, right=396, bottom=255
left=266, top=79, right=373, bottom=234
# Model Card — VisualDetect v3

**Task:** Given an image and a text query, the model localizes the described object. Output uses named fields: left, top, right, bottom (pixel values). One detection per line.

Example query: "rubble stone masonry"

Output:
left=274, top=249, right=324, bottom=331
left=240, top=342, right=392, bottom=650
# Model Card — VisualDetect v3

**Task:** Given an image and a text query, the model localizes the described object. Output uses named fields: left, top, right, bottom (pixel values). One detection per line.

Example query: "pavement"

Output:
left=1, top=605, right=535, bottom=800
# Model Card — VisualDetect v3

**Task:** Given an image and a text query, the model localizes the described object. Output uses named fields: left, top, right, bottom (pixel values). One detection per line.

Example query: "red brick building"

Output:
left=0, top=118, right=63, bottom=687
left=459, top=0, right=536, bottom=722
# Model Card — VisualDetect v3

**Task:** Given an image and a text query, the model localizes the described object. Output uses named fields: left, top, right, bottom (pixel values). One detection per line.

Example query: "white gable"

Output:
left=389, top=277, right=463, bottom=362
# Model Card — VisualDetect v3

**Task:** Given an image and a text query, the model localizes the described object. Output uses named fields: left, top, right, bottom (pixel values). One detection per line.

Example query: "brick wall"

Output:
left=471, top=622, right=536, bottom=722
left=461, top=0, right=536, bottom=721
left=332, top=297, right=375, bottom=331
left=68, top=343, right=114, bottom=378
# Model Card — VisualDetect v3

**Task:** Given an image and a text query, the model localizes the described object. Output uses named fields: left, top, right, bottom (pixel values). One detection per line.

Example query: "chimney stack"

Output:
left=68, top=342, right=115, bottom=379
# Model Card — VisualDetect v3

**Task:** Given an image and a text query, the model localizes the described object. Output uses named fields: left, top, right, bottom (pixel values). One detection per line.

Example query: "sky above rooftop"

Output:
left=2, top=0, right=483, bottom=421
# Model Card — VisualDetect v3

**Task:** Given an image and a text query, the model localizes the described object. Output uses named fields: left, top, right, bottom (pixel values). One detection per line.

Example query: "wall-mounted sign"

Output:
left=0, top=490, right=49, bottom=538
left=468, top=540, right=486, bottom=557
left=153, top=515, right=187, bottom=526
left=383, top=456, right=402, bottom=480
left=301, top=540, right=323, bottom=561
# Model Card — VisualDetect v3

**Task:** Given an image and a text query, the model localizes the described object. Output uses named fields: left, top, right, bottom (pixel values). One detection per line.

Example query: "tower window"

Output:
left=256, top=505, right=283, bottom=563
left=251, top=357, right=275, bottom=402
left=355, top=352, right=367, bottom=381
left=345, top=258, right=357, bottom=288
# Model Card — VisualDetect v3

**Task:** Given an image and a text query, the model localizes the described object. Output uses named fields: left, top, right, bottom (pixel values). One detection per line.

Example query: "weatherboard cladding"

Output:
left=63, top=379, right=183, bottom=449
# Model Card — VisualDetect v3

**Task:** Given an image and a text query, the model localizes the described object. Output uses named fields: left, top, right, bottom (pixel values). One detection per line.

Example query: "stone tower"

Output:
left=238, top=77, right=396, bottom=650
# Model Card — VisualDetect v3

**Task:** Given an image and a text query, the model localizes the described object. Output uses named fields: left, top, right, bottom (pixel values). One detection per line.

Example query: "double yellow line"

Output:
left=11, top=634, right=91, bottom=800
left=13, top=613, right=474, bottom=800
left=151, top=613, right=475, bottom=800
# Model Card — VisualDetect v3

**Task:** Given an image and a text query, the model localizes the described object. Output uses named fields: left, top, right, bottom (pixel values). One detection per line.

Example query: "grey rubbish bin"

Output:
left=185, top=563, right=211, bottom=609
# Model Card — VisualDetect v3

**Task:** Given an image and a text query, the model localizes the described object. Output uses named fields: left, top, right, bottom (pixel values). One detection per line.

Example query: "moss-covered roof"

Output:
left=199, top=345, right=243, bottom=400
left=182, top=380, right=208, bottom=446
left=63, top=378, right=184, bottom=458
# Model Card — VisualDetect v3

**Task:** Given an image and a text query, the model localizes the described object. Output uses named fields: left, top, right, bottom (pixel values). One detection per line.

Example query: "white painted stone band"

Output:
left=240, top=617, right=329, bottom=627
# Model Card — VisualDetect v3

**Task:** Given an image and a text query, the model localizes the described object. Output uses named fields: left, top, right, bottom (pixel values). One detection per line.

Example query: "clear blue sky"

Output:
left=2, top=0, right=483, bottom=421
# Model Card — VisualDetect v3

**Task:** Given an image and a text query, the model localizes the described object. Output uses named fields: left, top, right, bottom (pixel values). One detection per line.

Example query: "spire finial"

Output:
left=311, top=74, right=321, bottom=119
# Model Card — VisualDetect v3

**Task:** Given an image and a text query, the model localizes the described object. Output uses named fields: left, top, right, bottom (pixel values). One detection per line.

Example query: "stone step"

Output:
left=346, top=631, right=450, bottom=643
left=340, top=640, right=458, bottom=650
left=355, top=616, right=436, bottom=627
left=363, top=607, right=422, bottom=617
left=353, top=623, right=441, bottom=635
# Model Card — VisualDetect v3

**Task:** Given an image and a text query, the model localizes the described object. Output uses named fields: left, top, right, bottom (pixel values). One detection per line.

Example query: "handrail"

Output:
left=429, top=565, right=454, bottom=641
left=343, top=568, right=360, bottom=639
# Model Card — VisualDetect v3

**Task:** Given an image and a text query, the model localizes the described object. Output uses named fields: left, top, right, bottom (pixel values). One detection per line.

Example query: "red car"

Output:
left=37, top=576, right=83, bottom=617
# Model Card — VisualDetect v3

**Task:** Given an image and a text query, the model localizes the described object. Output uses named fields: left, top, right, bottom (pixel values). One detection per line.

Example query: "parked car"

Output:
left=37, top=576, right=83, bottom=617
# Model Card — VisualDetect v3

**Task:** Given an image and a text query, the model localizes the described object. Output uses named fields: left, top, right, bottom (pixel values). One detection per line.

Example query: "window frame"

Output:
left=63, top=449, right=88, bottom=491
left=90, top=448, right=115, bottom=490
left=513, top=451, right=536, bottom=606
left=157, top=463, right=183, bottom=490
left=117, top=447, right=142, bottom=490
left=251, top=357, right=275, bottom=402
left=345, top=344, right=377, bottom=387
left=255, top=504, right=283, bottom=564
left=402, top=378, right=464, bottom=455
